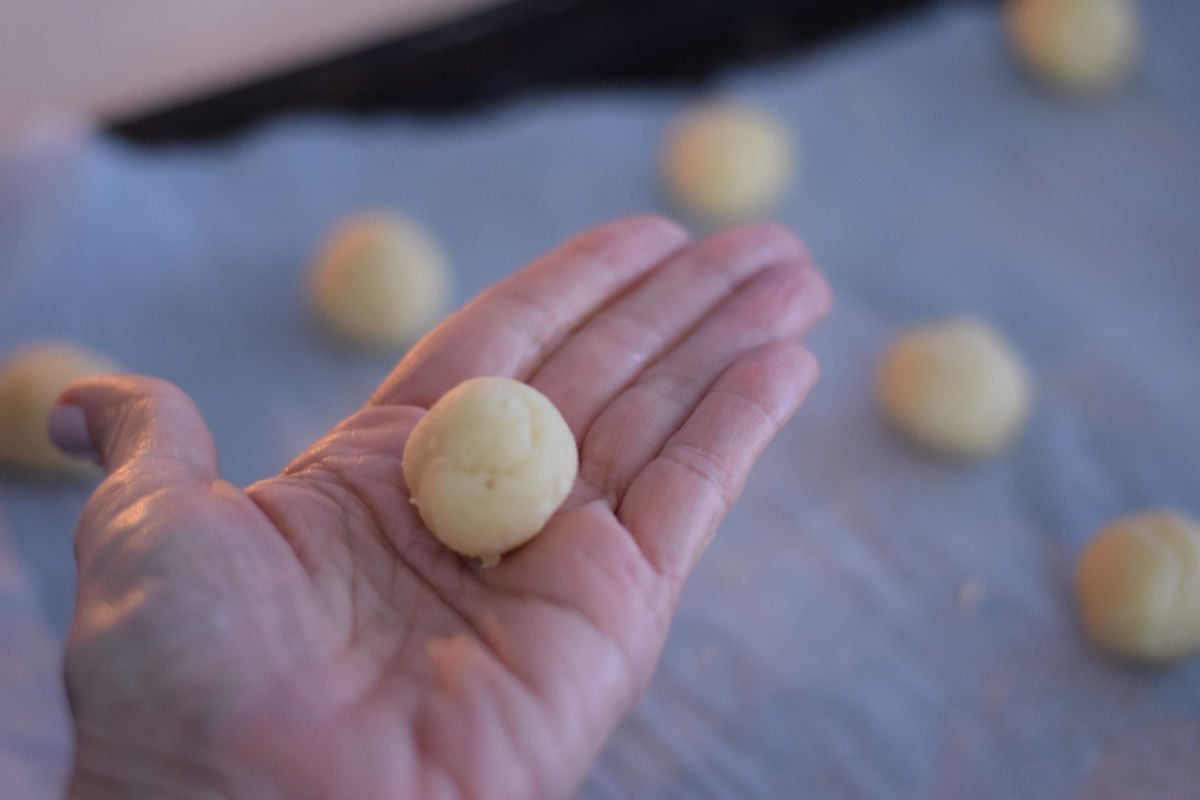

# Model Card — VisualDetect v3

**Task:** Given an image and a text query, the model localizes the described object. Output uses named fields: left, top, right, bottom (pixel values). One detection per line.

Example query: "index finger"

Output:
left=370, top=216, right=690, bottom=409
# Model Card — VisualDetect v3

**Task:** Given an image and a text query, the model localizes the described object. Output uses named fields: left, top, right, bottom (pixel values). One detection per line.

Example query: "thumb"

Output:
left=50, top=374, right=218, bottom=484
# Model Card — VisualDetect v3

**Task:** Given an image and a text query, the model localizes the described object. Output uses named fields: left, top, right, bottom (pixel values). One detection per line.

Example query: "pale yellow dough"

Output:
left=1076, top=509, right=1200, bottom=662
left=877, top=318, right=1031, bottom=458
left=309, top=213, right=451, bottom=349
left=402, top=377, right=578, bottom=566
left=1006, top=0, right=1139, bottom=96
left=0, top=340, right=119, bottom=474
left=661, top=103, right=795, bottom=223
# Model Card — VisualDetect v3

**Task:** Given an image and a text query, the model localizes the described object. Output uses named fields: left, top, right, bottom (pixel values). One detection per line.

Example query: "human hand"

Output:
left=57, top=217, right=830, bottom=799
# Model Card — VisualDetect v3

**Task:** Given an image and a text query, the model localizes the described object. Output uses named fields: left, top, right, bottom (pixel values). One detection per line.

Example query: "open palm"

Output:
left=61, top=217, right=829, bottom=800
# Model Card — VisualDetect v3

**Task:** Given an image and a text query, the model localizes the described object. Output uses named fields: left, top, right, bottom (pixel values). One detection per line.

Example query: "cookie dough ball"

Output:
left=0, top=340, right=119, bottom=474
left=877, top=318, right=1031, bottom=458
left=403, top=377, right=578, bottom=566
left=661, top=103, right=795, bottom=223
left=1006, top=0, right=1139, bottom=96
left=308, top=213, right=451, bottom=349
left=1076, top=510, right=1200, bottom=662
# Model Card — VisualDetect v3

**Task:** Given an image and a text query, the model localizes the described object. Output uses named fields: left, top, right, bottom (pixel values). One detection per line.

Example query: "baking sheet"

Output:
left=1, top=4, right=1198, bottom=798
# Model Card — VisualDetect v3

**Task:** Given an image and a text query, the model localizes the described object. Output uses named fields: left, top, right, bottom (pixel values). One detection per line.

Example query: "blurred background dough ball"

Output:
left=661, top=102, right=795, bottom=223
left=402, top=376, right=578, bottom=567
left=877, top=318, right=1031, bottom=458
left=0, top=340, right=119, bottom=475
left=309, top=212, right=451, bottom=349
left=1005, top=0, right=1139, bottom=96
left=1076, top=509, right=1200, bottom=662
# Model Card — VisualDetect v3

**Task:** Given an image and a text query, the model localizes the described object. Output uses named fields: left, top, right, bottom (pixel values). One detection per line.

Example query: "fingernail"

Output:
left=47, top=404, right=99, bottom=463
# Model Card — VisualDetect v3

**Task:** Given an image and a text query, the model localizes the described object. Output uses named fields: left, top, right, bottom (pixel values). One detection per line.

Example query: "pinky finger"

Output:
left=617, top=341, right=819, bottom=581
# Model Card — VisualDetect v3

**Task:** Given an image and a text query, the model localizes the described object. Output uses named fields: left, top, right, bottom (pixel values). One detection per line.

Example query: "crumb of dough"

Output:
left=661, top=102, right=795, bottom=223
left=877, top=318, right=1031, bottom=458
left=403, top=377, right=578, bottom=565
left=958, top=576, right=986, bottom=611
left=1076, top=509, right=1200, bottom=663
left=0, top=340, right=119, bottom=475
left=308, top=213, right=451, bottom=349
